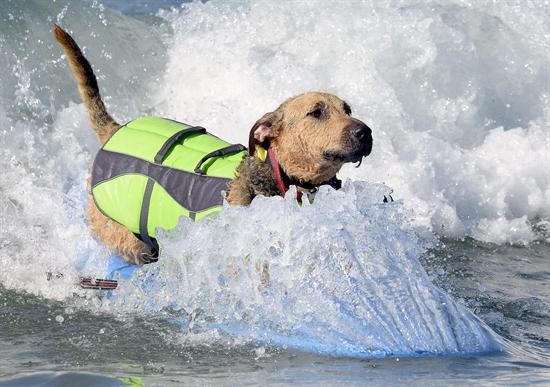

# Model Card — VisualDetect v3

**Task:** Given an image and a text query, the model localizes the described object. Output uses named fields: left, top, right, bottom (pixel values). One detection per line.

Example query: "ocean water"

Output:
left=0, top=0, right=549, bottom=385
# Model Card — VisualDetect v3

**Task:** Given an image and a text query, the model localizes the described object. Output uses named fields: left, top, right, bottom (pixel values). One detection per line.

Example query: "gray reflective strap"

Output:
left=194, top=144, right=246, bottom=174
left=139, top=126, right=205, bottom=256
left=155, top=126, right=206, bottom=163
left=92, top=149, right=232, bottom=212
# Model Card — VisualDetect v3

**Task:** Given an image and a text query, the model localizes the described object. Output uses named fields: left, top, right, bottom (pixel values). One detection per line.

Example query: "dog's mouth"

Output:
left=323, top=124, right=373, bottom=163
left=323, top=144, right=372, bottom=163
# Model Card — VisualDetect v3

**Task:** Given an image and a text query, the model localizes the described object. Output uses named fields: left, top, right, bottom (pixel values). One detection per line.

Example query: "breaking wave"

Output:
left=97, top=182, right=501, bottom=357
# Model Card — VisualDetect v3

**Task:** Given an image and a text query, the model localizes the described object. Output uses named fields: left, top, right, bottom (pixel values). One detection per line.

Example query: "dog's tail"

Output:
left=54, top=24, right=119, bottom=144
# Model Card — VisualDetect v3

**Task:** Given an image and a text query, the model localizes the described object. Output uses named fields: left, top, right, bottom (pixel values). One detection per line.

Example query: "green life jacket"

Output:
left=91, top=116, right=246, bottom=255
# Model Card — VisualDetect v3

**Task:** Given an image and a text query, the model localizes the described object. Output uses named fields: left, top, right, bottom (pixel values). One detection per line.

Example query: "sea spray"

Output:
left=102, top=182, right=502, bottom=357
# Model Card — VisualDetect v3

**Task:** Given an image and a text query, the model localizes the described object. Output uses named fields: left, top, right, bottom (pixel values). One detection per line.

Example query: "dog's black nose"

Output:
left=350, top=122, right=372, bottom=142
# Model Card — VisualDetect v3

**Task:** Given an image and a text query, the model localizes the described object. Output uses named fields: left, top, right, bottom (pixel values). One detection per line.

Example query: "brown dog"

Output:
left=54, top=25, right=372, bottom=264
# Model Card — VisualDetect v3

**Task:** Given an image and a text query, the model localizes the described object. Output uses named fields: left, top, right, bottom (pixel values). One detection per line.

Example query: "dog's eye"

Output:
left=343, top=103, right=352, bottom=115
left=307, top=108, right=323, bottom=119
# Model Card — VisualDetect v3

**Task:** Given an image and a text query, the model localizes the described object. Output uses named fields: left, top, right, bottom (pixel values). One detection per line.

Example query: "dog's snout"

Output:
left=342, top=122, right=372, bottom=158
left=350, top=123, right=371, bottom=141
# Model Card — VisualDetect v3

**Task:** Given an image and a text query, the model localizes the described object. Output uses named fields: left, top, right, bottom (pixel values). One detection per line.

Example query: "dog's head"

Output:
left=249, top=92, right=372, bottom=185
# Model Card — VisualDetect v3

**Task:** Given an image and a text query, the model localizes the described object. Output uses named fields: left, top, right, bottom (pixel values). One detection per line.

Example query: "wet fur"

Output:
left=54, top=25, right=371, bottom=264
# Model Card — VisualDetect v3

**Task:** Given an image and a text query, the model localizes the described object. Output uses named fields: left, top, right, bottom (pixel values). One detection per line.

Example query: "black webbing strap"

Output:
left=194, top=144, right=246, bottom=174
left=139, top=178, right=159, bottom=260
left=155, top=126, right=206, bottom=163
left=139, top=126, right=206, bottom=256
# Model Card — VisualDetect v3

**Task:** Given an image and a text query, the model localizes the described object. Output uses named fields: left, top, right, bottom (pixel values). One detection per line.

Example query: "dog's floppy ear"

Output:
left=248, top=111, right=282, bottom=156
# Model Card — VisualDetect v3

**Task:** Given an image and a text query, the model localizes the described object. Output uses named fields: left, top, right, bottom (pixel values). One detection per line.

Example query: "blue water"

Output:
left=1, top=0, right=549, bottom=385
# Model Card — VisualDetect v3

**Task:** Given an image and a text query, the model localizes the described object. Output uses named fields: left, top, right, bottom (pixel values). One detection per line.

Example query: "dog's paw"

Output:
left=127, top=243, right=158, bottom=265
left=136, top=250, right=158, bottom=265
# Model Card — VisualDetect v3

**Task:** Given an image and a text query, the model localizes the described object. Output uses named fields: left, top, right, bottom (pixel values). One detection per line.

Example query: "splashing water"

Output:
left=103, top=182, right=501, bottom=357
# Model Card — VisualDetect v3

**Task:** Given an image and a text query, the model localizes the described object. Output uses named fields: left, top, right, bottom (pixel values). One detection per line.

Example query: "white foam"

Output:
left=0, top=103, right=103, bottom=300
left=101, top=183, right=501, bottom=357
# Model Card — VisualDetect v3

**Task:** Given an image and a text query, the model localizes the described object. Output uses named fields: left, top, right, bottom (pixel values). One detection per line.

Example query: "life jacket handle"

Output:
left=155, top=126, right=206, bottom=164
